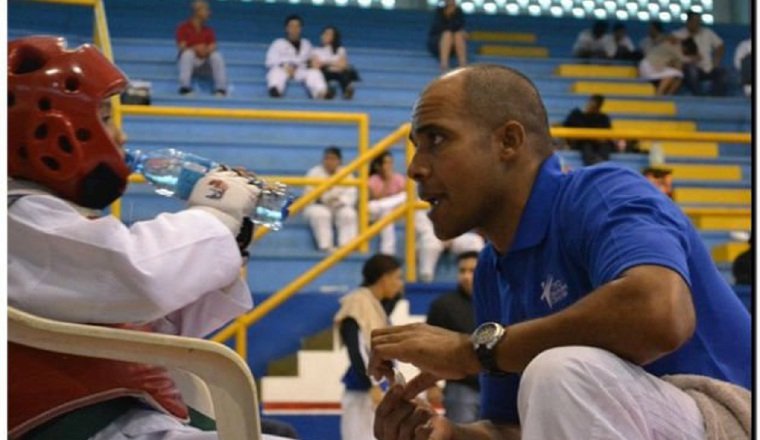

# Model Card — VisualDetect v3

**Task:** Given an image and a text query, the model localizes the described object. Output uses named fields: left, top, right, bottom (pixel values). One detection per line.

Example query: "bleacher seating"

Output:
left=9, top=1, right=751, bottom=436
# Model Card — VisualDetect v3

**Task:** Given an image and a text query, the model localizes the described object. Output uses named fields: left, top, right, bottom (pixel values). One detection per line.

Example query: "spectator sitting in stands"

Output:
left=673, top=10, right=727, bottom=96
left=604, top=22, right=641, bottom=61
left=265, top=14, right=330, bottom=99
left=425, top=251, right=481, bottom=423
left=368, top=152, right=407, bottom=255
left=303, top=146, right=358, bottom=253
left=416, top=213, right=484, bottom=283
left=427, top=0, right=467, bottom=72
left=639, top=36, right=687, bottom=95
left=334, top=254, right=404, bottom=440
left=639, top=20, right=667, bottom=56
left=572, top=20, right=612, bottom=59
left=311, top=26, right=361, bottom=100
left=175, top=0, right=227, bottom=96
left=562, top=94, right=614, bottom=166
left=733, top=38, right=752, bottom=97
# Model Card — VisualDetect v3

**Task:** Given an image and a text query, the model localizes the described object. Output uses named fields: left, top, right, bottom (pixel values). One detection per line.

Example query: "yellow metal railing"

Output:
left=212, top=125, right=412, bottom=357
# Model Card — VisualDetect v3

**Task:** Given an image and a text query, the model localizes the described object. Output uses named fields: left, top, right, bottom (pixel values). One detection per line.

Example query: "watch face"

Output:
left=473, top=323, right=499, bottom=345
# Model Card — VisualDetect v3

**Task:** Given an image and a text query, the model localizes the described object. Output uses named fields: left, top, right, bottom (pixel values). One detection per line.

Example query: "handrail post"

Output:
left=358, top=114, right=370, bottom=252
left=405, top=135, right=417, bottom=282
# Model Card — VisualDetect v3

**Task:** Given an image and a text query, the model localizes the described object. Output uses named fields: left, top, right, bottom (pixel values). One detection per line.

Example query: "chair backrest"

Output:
left=7, top=306, right=262, bottom=440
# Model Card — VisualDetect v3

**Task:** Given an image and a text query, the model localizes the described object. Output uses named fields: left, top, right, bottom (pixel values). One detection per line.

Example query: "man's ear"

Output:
left=495, top=120, right=526, bottom=162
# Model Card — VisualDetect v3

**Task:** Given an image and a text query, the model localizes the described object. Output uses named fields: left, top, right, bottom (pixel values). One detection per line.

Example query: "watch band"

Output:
left=475, top=344, right=504, bottom=375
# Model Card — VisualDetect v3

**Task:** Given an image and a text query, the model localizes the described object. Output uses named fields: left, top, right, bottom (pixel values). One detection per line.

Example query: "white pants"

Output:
left=416, top=213, right=484, bottom=282
left=303, top=204, right=358, bottom=250
left=368, top=193, right=407, bottom=255
left=92, top=408, right=291, bottom=440
left=518, top=346, right=705, bottom=440
left=341, top=390, right=376, bottom=440
left=266, top=66, right=327, bottom=98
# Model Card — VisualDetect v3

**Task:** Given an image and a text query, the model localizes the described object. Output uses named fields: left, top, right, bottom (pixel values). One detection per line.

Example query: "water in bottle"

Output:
left=126, top=148, right=293, bottom=230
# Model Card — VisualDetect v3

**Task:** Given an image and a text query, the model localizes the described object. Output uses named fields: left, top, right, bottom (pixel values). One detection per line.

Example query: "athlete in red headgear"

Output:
left=7, top=36, right=289, bottom=439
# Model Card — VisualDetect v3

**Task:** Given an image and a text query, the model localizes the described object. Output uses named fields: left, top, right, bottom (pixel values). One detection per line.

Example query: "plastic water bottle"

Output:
left=126, top=148, right=293, bottom=230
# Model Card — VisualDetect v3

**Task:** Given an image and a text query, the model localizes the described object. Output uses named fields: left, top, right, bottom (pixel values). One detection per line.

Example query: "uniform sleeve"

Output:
left=8, top=195, right=251, bottom=332
left=562, top=167, right=693, bottom=289
left=340, top=317, right=371, bottom=385
left=265, top=40, right=282, bottom=68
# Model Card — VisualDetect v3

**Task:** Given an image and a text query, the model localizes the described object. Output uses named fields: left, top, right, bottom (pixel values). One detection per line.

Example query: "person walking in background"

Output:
left=427, top=0, right=467, bottom=73
left=303, top=147, right=358, bottom=252
left=265, top=14, right=329, bottom=99
left=425, top=251, right=481, bottom=423
left=175, top=0, right=228, bottom=96
left=673, top=10, right=727, bottom=96
left=334, top=254, right=404, bottom=440
left=311, top=26, right=361, bottom=100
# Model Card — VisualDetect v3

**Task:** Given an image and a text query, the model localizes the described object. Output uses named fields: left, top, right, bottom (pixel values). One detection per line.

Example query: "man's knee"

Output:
left=336, top=207, right=357, bottom=223
left=519, top=346, right=618, bottom=399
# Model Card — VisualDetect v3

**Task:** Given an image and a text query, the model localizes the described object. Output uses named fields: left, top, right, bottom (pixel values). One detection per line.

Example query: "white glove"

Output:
left=187, top=170, right=261, bottom=235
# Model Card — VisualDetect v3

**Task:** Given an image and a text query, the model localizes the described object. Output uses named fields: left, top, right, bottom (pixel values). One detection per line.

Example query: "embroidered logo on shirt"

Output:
left=540, top=274, right=568, bottom=309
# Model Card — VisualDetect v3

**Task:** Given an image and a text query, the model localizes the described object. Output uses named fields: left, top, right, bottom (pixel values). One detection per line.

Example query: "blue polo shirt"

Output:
left=474, top=154, right=751, bottom=424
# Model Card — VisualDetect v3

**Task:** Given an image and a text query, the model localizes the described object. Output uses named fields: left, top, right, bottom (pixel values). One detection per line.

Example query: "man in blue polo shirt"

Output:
left=368, top=64, right=750, bottom=440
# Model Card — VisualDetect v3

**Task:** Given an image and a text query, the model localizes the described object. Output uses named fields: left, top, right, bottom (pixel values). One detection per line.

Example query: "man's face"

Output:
left=585, top=98, right=602, bottom=114
left=194, top=2, right=210, bottom=21
left=686, top=15, right=701, bottom=33
left=408, top=76, right=503, bottom=241
left=286, top=19, right=302, bottom=41
left=322, top=152, right=341, bottom=174
left=380, top=268, right=404, bottom=299
left=457, top=256, right=477, bottom=296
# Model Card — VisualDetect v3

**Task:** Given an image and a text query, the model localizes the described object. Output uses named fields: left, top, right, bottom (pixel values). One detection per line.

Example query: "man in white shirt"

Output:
left=572, top=20, right=613, bottom=59
left=733, top=38, right=751, bottom=96
left=303, top=147, right=358, bottom=252
left=602, top=22, right=640, bottom=60
left=265, top=14, right=329, bottom=99
left=672, top=10, right=727, bottom=96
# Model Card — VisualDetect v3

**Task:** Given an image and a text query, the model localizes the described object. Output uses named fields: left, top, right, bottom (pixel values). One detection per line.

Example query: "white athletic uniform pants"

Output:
left=267, top=66, right=327, bottom=98
left=518, top=346, right=706, bottom=440
left=303, top=204, right=358, bottom=250
left=416, top=213, right=484, bottom=281
left=341, top=390, right=376, bottom=440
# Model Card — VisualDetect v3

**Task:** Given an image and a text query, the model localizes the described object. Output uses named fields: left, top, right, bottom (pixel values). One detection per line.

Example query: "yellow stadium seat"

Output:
left=469, top=31, right=536, bottom=43
left=666, top=164, right=742, bottom=181
left=572, top=81, right=655, bottom=96
left=601, top=99, right=677, bottom=115
left=683, top=207, right=751, bottom=230
left=556, top=64, right=638, bottom=78
left=712, top=242, right=750, bottom=263
left=639, top=141, right=719, bottom=157
left=478, top=45, right=549, bottom=58
left=673, top=188, right=751, bottom=205
left=612, top=119, right=697, bottom=131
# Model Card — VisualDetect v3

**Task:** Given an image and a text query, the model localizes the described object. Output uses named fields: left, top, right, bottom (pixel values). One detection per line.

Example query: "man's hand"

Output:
left=370, top=324, right=480, bottom=384
left=193, top=44, right=209, bottom=58
left=374, top=385, right=455, bottom=440
left=426, top=385, right=444, bottom=407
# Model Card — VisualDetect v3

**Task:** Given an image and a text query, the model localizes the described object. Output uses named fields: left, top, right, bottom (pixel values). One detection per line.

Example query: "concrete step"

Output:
left=684, top=207, right=751, bottom=230
left=556, top=64, right=638, bottom=79
left=571, top=81, right=655, bottom=96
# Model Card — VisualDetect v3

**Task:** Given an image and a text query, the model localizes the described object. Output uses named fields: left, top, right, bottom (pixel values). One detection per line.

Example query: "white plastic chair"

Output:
left=8, top=306, right=262, bottom=440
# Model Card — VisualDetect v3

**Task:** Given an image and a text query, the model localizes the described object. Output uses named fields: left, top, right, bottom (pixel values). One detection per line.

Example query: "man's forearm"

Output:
left=490, top=265, right=695, bottom=373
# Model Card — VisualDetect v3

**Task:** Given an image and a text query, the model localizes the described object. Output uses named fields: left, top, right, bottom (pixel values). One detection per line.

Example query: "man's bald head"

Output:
left=423, top=64, right=553, bottom=155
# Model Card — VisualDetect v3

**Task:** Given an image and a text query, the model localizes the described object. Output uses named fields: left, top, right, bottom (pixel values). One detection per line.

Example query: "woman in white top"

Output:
left=638, top=36, right=687, bottom=95
left=310, top=26, right=361, bottom=99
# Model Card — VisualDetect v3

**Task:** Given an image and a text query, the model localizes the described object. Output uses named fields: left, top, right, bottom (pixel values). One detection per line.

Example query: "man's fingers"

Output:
left=403, top=372, right=441, bottom=400
left=399, top=405, right=435, bottom=440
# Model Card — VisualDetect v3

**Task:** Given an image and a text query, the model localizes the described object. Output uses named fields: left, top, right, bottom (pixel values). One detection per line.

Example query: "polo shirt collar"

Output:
left=507, top=153, right=563, bottom=254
